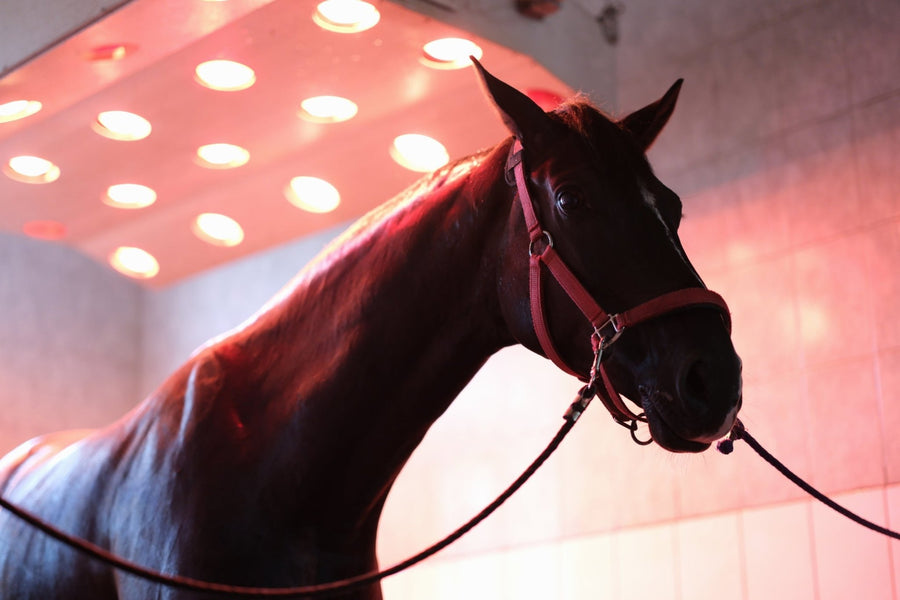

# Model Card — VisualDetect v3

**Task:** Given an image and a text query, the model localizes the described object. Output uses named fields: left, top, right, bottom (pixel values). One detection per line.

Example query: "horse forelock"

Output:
left=545, top=98, right=647, bottom=175
left=552, top=98, right=615, bottom=141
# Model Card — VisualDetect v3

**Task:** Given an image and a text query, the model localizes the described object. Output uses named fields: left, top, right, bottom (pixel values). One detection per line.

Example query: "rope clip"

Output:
left=564, top=385, right=595, bottom=423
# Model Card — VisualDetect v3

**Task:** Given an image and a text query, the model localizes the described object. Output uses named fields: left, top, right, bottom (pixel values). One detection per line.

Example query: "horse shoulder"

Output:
left=0, top=429, right=95, bottom=494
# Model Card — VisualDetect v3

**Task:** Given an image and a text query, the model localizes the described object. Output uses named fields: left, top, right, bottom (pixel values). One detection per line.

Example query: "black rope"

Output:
left=0, top=389, right=590, bottom=597
left=717, top=419, right=900, bottom=540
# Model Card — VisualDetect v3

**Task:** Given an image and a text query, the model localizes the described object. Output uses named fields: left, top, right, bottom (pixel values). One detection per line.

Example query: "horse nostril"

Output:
left=679, top=358, right=712, bottom=414
left=678, top=355, right=742, bottom=415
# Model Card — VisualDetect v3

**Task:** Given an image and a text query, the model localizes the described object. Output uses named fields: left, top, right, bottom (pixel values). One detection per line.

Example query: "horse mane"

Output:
left=315, top=146, right=495, bottom=258
left=238, top=145, right=500, bottom=325
left=258, top=99, right=633, bottom=322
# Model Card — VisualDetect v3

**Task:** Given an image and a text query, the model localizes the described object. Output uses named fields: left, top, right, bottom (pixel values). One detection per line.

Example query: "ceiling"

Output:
left=0, top=0, right=571, bottom=288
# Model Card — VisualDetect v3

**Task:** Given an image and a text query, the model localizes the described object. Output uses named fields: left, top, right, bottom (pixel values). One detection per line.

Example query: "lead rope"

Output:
left=0, top=385, right=598, bottom=597
left=717, top=419, right=900, bottom=540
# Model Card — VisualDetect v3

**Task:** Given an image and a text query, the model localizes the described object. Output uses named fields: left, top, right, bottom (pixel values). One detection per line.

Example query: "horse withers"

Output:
left=0, top=61, right=741, bottom=598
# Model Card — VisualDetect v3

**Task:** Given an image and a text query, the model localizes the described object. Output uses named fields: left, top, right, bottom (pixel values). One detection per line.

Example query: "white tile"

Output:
left=742, top=501, right=817, bottom=600
left=617, top=522, right=679, bottom=600
left=559, top=534, right=617, bottom=600
left=678, top=512, right=745, bottom=600
left=501, top=543, right=563, bottom=600
left=811, top=487, right=893, bottom=600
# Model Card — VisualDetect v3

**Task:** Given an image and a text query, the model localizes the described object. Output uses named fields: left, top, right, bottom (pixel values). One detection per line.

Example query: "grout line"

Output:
left=736, top=511, right=749, bottom=600
left=673, top=521, right=683, bottom=600
left=881, top=485, right=898, bottom=600
left=806, top=499, right=823, bottom=600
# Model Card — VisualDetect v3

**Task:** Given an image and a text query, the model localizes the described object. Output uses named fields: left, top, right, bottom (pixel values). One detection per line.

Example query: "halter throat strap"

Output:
left=506, top=139, right=731, bottom=425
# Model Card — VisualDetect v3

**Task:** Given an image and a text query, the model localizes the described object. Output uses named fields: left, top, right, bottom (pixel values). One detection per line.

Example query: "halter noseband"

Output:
left=506, top=139, right=732, bottom=431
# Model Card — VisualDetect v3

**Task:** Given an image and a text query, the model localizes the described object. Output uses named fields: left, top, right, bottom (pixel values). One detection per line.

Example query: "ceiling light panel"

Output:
left=22, top=220, right=66, bottom=240
left=85, top=43, right=137, bottom=62
left=0, top=0, right=571, bottom=287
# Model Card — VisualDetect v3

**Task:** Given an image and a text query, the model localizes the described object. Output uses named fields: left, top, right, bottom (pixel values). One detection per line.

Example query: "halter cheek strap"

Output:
left=506, top=139, right=731, bottom=427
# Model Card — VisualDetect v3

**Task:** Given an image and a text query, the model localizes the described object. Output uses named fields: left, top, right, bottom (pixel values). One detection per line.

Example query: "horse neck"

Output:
left=225, top=145, right=515, bottom=527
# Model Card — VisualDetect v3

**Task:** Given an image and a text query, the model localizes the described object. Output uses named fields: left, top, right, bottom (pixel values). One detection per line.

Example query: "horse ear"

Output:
left=471, top=57, right=554, bottom=146
left=618, top=79, right=683, bottom=151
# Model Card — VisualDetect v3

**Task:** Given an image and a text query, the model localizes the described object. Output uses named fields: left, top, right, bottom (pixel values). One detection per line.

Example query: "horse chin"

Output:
left=641, top=397, right=712, bottom=454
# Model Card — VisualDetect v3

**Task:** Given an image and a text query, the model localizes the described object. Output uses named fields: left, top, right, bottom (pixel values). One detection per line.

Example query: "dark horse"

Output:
left=0, top=62, right=741, bottom=598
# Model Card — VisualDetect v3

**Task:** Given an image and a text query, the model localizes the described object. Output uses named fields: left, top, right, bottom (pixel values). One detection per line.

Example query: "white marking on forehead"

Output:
left=639, top=183, right=703, bottom=283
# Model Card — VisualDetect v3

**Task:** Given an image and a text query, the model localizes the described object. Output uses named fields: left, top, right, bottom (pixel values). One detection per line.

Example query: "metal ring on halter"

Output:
left=593, top=316, right=624, bottom=351
left=614, top=414, right=653, bottom=446
left=528, top=231, right=553, bottom=257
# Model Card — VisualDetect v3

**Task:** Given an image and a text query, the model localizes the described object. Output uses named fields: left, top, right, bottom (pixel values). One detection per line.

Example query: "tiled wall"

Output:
left=381, top=485, right=899, bottom=599
left=0, top=234, right=142, bottom=454
left=380, top=0, right=900, bottom=598
left=138, top=223, right=348, bottom=398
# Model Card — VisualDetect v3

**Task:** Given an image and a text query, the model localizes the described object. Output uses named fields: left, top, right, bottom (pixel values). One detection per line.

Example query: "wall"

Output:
left=138, top=223, right=348, bottom=398
left=0, top=233, right=142, bottom=453
left=377, top=1, right=900, bottom=599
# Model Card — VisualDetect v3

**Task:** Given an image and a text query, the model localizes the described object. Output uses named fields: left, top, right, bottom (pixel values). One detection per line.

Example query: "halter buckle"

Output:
left=505, top=145, right=523, bottom=186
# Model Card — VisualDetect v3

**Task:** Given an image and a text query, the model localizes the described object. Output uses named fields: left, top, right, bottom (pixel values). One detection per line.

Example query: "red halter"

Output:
left=506, top=140, right=731, bottom=427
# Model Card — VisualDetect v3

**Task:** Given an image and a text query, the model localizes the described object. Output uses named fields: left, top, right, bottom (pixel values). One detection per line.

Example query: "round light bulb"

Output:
left=390, top=134, right=449, bottom=172
left=285, top=176, right=341, bottom=213
left=298, top=96, right=358, bottom=123
left=109, top=246, right=160, bottom=279
left=192, top=213, right=245, bottom=247
left=421, top=38, right=483, bottom=69
left=194, top=60, right=256, bottom=91
left=313, top=0, right=380, bottom=33
left=93, top=111, right=152, bottom=141
left=195, top=143, right=250, bottom=169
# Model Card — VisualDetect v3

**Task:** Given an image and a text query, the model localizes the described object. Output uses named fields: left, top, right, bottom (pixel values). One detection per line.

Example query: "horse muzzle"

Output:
left=642, top=390, right=742, bottom=453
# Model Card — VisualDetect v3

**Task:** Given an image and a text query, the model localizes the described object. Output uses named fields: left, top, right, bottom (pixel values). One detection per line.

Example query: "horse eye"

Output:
left=555, top=189, right=584, bottom=214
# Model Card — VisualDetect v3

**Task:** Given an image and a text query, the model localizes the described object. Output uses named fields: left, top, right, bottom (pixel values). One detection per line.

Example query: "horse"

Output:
left=0, top=61, right=742, bottom=599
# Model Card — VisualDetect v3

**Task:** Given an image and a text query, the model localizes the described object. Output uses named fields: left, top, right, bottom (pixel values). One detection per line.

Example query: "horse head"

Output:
left=476, top=61, right=742, bottom=453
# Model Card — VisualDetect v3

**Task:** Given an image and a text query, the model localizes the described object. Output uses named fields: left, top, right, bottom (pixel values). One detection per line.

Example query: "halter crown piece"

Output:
left=506, top=139, right=732, bottom=436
